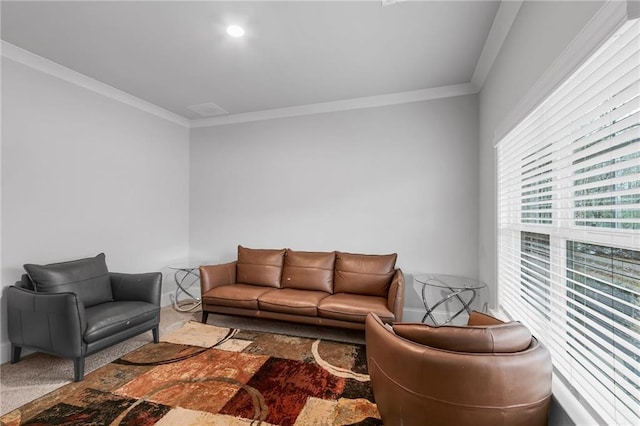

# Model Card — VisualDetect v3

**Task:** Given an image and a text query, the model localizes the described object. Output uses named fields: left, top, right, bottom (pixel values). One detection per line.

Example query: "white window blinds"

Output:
left=497, top=18, right=639, bottom=426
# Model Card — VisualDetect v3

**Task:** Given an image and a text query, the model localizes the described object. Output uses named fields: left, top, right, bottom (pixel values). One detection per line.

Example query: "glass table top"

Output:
left=169, top=265, right=201, bottom=271
left=414, top=274, right=486, bottom=290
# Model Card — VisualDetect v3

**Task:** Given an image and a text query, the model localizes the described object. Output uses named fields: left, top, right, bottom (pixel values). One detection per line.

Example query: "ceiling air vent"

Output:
left=186, top=102, right=228, bottom=117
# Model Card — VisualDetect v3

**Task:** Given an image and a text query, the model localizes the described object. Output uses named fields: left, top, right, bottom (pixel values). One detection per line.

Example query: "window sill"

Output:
left=551, top=372, right=601, bottom=426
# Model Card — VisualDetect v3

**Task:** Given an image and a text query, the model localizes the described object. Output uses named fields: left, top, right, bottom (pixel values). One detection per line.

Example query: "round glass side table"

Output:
left=169, top=265, right=202, bottom=312
left=414, top=274, right=487, bottom=325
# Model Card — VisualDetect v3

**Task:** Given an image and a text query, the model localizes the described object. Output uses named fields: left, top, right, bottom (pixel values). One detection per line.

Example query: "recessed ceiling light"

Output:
left=226, top=25, right=245, bottom=38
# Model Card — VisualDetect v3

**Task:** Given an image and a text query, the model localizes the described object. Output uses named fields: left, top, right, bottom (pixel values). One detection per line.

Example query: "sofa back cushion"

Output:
left=24, top=253, right=113, bottom=308
left=236, top=246, right=285, bottom=288
left=282, top=250, right=335, bottom=293
left=393, top=319, right=533, bottom=353
left=334, top=252, right=397, bottom=297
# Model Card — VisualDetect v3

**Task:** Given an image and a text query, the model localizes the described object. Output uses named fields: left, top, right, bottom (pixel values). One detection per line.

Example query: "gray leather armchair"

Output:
left=7, top=253, right=162, bottom=381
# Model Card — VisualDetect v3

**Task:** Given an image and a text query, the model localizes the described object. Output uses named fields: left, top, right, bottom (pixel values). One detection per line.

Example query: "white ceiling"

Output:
left=1, top=1, right=503, bottom=122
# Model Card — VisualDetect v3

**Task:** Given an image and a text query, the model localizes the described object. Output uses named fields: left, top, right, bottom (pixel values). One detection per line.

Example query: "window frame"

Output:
left=495, top=16, right=640, bottom=426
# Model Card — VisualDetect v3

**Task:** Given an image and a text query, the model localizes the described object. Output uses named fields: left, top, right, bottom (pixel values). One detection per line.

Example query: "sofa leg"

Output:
left=152, top=326, right=159, bottom=343
left=11, top=344, right=21, bottom=364
left=74, top=357, right=85, bottom=382
left=202, top=311, right=209, bottom=324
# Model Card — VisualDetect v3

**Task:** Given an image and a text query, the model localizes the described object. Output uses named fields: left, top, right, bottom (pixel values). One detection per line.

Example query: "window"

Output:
left=566, top=241, right=639, bottom=411
left=497, top=19, right=639, bottom=426
left=521, top=232, right=551, bottom=320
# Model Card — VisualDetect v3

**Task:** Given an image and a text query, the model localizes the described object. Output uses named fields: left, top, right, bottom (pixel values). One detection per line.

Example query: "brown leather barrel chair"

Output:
left=365, top=311, right=552, bottom=426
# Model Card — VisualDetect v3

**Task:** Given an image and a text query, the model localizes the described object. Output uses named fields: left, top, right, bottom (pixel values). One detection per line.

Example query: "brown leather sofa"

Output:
left=199, top=246, right=404, bottom=330
left=366, top=311, right=552, bottom=426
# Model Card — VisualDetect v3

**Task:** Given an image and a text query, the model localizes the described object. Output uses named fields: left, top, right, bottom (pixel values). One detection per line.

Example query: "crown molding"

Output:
left=2, top=41, right=479, bottom=130
left=493, top=0, right=629, bottom=146
left=191, top=83, right=478, bottom=128
left=1, top=41, right=191, bottom=128
left=471, top=0, right=523, bottom=91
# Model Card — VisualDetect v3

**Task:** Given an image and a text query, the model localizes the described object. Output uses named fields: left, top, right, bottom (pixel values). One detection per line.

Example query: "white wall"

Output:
left=190, top=95, right=480, bottom=320
left=478, top=0, right=606, bottom=307
left=0, top=58, right=190, bottom=363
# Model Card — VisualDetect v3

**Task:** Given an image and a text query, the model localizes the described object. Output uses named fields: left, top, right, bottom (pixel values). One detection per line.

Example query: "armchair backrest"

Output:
left=16, top=274, right=35, bottom=290
left=23, top=253, right=113, bottom=307
left=392, top=318, right=533, bottom=353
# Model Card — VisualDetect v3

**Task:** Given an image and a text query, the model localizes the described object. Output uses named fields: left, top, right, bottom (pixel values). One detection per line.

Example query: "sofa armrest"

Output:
left=110, top=272, right=162, bottom=306
left=7, top=285, right=86, bottom=358
left=200, top=262, right=237, bottom=295
left=387, top=269, right=405, bottom=322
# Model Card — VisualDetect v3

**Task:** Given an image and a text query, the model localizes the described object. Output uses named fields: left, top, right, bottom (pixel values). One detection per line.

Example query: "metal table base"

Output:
left=415, top=274, right=487, bottom=326
left=169, top=266, right=202, bottom=312
left=421, top=285, right=478, bottom=325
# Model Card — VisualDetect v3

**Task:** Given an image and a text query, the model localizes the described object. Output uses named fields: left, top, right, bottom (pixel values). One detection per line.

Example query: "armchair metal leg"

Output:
left=11, top=344, right=21, bottom=364
left=74, top=357, right=85, bottom=382
left=152, top=326, right=159, bottom=343
left=202, top=311, right=209, bottom=324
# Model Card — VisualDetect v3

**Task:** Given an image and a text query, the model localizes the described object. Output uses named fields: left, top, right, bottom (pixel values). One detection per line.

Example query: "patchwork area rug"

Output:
left=0, top=321, right=381, bottom=425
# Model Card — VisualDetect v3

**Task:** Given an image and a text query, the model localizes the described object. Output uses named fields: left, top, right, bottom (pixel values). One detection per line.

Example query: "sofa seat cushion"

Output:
left=281, top=250, right=335, bottom=293
left=318, top=293, right=394, bottom=323
left=202, top=284, right=274, bottom=310
left=334, top=252, right=397, bottom=297
left=24, top=253, right=113, bottom=308
left=236, top=246, right=286, bottom=288
left=258, top=288, right=330, bottom=316
left=84, top=301, right=159, bottom=344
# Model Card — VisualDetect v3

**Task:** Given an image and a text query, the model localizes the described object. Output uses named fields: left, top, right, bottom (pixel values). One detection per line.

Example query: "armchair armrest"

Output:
left=7, top=285, right=86, bottom=358
left=387, top=269, right=405, bottom=322
left=200, top=261, right=237, bottom=295
left=110, top=272, right=162, bottom=306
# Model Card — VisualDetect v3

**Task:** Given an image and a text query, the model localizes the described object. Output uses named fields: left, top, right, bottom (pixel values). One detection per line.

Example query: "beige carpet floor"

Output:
left=0, top=306, right=364, bottom=416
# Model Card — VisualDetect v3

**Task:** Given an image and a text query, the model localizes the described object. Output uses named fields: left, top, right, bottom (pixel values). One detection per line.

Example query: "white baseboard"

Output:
left=160, top=290, right=175, bottom=308
left=0, top=341, right=36, bottom=365
left=0, top=341, right=11, bottom=365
